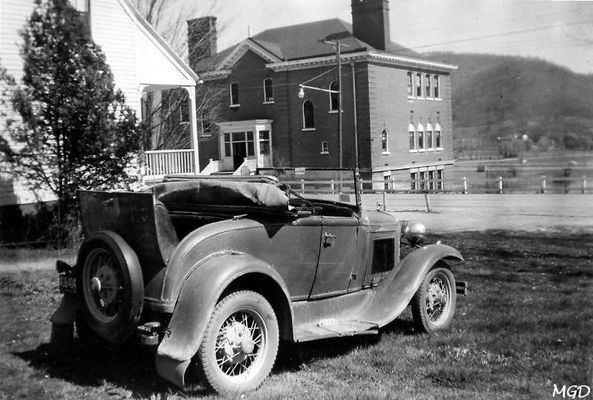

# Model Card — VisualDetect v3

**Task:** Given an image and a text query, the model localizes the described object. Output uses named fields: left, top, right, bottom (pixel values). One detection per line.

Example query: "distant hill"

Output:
left=427, top=52, right=593, bottom=157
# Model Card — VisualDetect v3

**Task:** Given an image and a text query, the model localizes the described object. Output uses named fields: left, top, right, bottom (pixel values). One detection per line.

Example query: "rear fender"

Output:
left=362, top=244, right=463, bottom=327
left=155, top=253, right=291, bottom=387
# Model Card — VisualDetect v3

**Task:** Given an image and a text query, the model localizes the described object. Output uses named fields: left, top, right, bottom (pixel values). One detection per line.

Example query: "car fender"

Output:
left=155, top=252, right=292, bottom=387
left=361, top=244, right=463, bottom=327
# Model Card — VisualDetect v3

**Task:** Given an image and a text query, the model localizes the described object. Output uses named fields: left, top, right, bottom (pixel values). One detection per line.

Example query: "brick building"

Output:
left=191, top=0, right=457, bottom=190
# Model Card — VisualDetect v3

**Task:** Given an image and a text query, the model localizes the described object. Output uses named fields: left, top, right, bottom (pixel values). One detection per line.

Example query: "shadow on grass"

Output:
left=273, top=317, right=418, bottom=374
left=13, top=339, right=207, bottom=398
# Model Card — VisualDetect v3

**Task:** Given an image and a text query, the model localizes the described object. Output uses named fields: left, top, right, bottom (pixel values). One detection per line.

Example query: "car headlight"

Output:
left=402, top=221, right=426, bottom=246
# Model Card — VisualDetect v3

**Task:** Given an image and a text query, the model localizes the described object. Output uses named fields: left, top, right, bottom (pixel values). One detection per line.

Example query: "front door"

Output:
left=309, top=216, right=362, bottom=299
left=232, top=142, right=246, bottom=170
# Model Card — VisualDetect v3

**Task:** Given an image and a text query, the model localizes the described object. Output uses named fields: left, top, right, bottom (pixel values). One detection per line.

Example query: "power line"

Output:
left=407, top=19, right=593, bottom=51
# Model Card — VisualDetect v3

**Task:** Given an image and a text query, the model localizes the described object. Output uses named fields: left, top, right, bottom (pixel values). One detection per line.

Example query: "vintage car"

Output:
left=51, top=168, right=466, bottom=394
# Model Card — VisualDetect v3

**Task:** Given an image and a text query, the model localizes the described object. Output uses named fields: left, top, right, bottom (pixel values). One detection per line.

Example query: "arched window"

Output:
left=417, top=123, right=425, bottom=149
left=381, top=129, right=389, bottom=153
left=302, top=100, right=315, bottom=130
left=434, top=75, right=440, bottom=98
left=329, top=81, right=339, bottom=111
left=408, top=123, right=416, bottom=150
left=425, top=74, right=431, bottom=99
left=426, top=123, right=433, bottom=149
left=435, top=123, right=442, bottom=148
left=230, top=82, right=239, bottom=106
left=321, top=141, right=329, bottom=154
left=416, top=73, right=422, bottom=97
left=407, top=72, right=413, bottom=97
left=263, top=78, right=274, bottom=103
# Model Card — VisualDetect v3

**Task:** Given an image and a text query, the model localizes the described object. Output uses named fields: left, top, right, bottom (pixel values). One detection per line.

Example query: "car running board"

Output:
left=294, top=319, right=379, bottom=342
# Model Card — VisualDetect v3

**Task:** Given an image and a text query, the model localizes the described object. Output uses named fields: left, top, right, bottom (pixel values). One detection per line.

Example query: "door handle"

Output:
left=323, top=232, right=336, bottom=247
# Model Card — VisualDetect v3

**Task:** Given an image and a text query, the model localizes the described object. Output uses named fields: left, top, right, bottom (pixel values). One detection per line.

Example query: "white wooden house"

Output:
left=0, top=0, right=200, bottom=206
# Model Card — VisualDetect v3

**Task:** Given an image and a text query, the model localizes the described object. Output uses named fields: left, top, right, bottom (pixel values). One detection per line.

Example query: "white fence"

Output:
left=145, top=149, right=195, bottom=177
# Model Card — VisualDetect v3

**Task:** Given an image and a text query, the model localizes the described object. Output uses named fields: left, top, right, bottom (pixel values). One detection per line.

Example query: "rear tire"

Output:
left=196, top=290, right=279, bottom=394
left=76, top=231, right=144, bottom=343
left=412, top=266, right=456, bottom=333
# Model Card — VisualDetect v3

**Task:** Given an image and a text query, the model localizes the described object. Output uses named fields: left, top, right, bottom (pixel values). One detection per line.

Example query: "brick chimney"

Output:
left=351, top=0, right=391, bottom=50
left=187, top=17, right=217, bottom=70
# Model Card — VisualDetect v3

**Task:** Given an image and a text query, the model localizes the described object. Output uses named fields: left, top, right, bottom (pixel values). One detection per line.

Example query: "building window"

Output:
left=428, top=170, right=435, bottom=190
left=426, top=123, right=433, bottom=149
left=230, top=82, right=240, bottom=106
left=200, top=110, right=212, bottom=136
left=410, top=172, right=418, bottom=190
left=425, top=74, right=431, bottom=99
left=434, top=75, right=440, bottom=98
left=408, top=123, right=416, bottom=150
left=416, top=73, right=422, bottom=97
left=407, top=72, right=413, bottom=97
left=417, top=123, right=425, bottom=150
left=180, top=96, right=190, bottom=123
left=224, top=131, right=255, bottom=157
left=435, top=124, right=442, bottom=148
left=437, top=169, right=444, bottom=189
left=321, top=141, right=329, bottom=154
left=302, top=100, right=315, bottom=130
left=419, top=171, right=427, bottom=190
left=259, top=131, right=270, bottom=155
left=263, top=78, right=274, bottom=103
left=329, top=81, right=339, bottom=112
left=381, top=129, right=389, bottom=153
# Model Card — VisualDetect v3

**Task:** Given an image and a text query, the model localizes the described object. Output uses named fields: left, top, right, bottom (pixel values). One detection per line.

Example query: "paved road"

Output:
left=360, top=193, right=593, bottom=234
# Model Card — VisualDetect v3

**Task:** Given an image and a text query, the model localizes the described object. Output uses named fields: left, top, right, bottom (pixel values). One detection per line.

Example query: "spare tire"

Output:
left=76, top=231, right=144, bottom=343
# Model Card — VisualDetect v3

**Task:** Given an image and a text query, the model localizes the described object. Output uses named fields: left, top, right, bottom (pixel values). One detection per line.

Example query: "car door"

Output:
left=308, top=215, right=363, bottom=299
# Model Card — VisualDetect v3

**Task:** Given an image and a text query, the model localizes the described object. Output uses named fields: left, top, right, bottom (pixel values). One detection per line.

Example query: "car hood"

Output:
left=363, top=210, right=399, bottom=233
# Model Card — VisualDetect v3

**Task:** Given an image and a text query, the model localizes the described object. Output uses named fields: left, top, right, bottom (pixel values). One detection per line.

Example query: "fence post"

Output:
left=583, top=176, right=587, bottom=194
left=382, top=191, right=386, bottom=211
left=541, top=176, right=546, bottom=194
left=498, top=176, right=503, bottom=194
left=300, top=179, right=305, bottom=194
left=331, top=180, right=335, bottom=194
left=463, top=176, right=468, bottom=194
left=424, top=193, right=432, bottom=213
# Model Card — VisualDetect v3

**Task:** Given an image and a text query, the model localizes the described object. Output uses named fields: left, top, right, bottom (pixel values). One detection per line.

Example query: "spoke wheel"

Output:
left=197, top=291, right=279, bottom=394
left=412, top=266, right=456, bottom=333
left=76, top=232, right=143, bottom=343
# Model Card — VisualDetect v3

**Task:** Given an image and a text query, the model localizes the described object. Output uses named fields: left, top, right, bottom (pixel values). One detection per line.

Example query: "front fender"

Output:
left=155, top=253, right=291, bottom=387
left=361, top=244, right=463, bottom=327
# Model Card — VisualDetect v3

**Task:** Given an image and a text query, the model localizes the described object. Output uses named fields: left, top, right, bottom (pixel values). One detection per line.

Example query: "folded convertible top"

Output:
left=153, top=179, right=290, bottom=210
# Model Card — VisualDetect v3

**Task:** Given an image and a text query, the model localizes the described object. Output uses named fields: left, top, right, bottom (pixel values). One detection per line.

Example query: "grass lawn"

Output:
left=1, top=231, right=591, bottom=399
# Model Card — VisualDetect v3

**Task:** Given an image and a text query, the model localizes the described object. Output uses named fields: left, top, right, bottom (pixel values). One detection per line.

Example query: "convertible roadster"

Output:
left=51, top=168, right=466, bottom=394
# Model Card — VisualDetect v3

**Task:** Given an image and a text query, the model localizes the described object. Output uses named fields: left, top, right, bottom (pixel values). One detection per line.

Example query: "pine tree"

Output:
left=0, top=0, right=141, bottom=238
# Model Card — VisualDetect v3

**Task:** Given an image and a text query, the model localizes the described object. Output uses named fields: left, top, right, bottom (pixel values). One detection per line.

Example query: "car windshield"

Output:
left=256, top=168, right=359, bottom=207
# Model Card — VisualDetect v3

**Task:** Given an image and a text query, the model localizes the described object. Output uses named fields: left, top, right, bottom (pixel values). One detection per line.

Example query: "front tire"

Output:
left=412, top=266, right=456, bottom=333
left=197, top=290, right=279, bottom=394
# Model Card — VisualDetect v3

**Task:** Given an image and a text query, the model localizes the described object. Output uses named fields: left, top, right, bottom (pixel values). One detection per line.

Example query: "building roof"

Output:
left=196, top=18, right=459, bottom=76
left=195, top=18, right=448, bottom=74
left=251, top=18, right=420, bottom=61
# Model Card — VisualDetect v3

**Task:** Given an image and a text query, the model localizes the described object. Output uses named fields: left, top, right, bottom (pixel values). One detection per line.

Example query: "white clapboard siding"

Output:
left=91, top=0, right=140, bottom=113
left=0, top=1, right=36, bottom=81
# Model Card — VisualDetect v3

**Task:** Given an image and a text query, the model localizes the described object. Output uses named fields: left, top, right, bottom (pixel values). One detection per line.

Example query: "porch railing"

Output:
left=145, top=149, right=195, bottom=177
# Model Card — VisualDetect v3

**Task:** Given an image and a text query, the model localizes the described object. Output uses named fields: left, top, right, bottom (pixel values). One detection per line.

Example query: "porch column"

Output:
left=184, top=85, right=200, bottom=175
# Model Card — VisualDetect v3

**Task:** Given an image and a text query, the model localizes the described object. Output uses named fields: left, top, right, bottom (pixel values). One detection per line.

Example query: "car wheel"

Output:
left=412, top=266, right=456, bottom=333
left=197, top=290, right=279, bottom=394
left=76, top=232, right=144, bottom=343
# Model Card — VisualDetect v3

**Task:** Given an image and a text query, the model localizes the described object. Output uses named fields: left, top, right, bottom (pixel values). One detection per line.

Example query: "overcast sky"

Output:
left=211, top=0, right=593, bottom=75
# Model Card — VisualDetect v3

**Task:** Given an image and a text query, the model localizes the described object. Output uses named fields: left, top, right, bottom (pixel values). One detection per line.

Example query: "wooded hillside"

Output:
left=428, top=52, right=593, bottom=157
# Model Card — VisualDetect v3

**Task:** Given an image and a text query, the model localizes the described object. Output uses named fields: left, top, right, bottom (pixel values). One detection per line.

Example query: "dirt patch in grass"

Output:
left=1, top=231, right=591, bottom=399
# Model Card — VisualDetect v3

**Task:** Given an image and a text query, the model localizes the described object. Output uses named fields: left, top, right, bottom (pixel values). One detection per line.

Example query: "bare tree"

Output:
left=129, top=0, right=226, bottom=154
